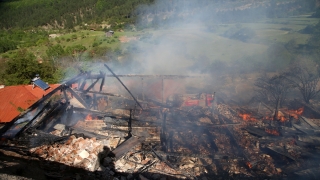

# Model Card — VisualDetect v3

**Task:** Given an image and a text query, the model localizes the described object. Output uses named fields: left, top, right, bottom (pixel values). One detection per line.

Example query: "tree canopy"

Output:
left=3, top=49, right=57, bottom=85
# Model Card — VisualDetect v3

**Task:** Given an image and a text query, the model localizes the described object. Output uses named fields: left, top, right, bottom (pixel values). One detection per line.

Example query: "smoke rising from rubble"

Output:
left=82, top=0, right=268, bottom=78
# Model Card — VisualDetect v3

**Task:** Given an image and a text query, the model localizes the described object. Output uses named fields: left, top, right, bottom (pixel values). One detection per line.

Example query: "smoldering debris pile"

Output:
left=1, top=72, right=320, bottom=179
left=30, top=136, right=104, bottom=172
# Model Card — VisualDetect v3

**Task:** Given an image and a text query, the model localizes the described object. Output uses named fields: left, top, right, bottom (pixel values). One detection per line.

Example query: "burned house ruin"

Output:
left=1, top=64, right=320, bottom=180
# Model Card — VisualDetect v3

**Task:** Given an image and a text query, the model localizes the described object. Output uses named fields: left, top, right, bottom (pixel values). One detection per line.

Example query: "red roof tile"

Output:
left=0, top=84, right=60, bottom=123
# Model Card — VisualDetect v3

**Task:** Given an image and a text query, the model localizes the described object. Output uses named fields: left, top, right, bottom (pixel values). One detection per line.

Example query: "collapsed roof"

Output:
left=1, top=64, right=320, bottom=179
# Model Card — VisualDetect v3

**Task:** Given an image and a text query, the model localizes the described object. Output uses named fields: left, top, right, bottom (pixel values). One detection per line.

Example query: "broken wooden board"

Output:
left=294, top=167, right=320, bottom=179
left=267, top=146, right=297, bottom=161
left=300, top=116, right=320, bottom=130
left=112, top=136, right=145, bottom=160
left=244, top=127, right=270, bottom=137
left=293, top=124, right=318, bottom=135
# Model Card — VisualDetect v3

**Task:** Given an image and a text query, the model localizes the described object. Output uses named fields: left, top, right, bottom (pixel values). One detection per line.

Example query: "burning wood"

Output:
left=85, top=114, right=93, bottom=120
left=1, top=72, right=320, bottom=179
left=265, top=128, right=280, bottom=136
left=239, top=113, right=257, bottom=121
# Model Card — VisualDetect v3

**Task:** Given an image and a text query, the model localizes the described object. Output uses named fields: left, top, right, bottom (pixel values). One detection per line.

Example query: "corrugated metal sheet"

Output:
left=0, top=84, right=60, bottom=123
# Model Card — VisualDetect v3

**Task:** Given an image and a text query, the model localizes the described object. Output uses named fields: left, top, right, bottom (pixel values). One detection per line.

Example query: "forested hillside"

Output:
left=0, top=0, right=319, bottom=86
left=0, top=0, right=316, bottom=29
left=0, top=0, right=154, bottom=29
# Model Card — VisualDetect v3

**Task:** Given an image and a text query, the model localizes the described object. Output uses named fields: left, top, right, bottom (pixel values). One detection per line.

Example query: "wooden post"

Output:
left=141, top=78, right=144, bottom=100
left=162, top=78, right=164, bottom=103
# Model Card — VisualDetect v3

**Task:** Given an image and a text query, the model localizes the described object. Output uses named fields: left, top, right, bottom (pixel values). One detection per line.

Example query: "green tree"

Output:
left=3, top=49, right=40, bottom=85
left=71, top=34, right=78, bottom=40
left=46, top=44, right=65, bottom=61
left=65, top=44, right=87, bottom=57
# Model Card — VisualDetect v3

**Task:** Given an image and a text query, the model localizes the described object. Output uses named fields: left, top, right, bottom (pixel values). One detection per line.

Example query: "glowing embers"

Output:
left=265, top=128, right=280, bottom=136
left=239, top=107, right=305, bottom=123
left=239, top=113, right=257, bottom=122
left=85, top=114, right=99, bottom=121
left=287, top=107, right=304, bottom=119
left=85, top=114, right=93, bottom=120
left=264, top=107, right=305, bottom=122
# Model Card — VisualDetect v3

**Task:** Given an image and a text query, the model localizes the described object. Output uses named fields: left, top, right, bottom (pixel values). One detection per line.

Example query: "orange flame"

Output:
left=287, top=107, right=304, bottom=119
left=246, top=162, right=252, bottom=169
left=85, top=114, right=92, bottom=120
left=279, top=115, right=287, bottom=122
left=265, top=114, right=287, bottom=121
left=265, top=128, right=280, bottom=136
left=239, top=113, right=257, bottom=121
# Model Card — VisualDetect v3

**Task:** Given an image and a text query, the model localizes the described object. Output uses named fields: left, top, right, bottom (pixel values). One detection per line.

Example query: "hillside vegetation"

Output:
left=0, top=0, right=320, bottom=87
left=0, top=0, right=316, bottom=30
left=0, top=0, right=154, bottom=29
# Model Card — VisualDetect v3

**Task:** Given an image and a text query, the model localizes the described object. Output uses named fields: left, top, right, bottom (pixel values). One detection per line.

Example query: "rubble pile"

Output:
left=30, top=135, right=104, bottom=172
left=2, top=72, right=320, bottom=179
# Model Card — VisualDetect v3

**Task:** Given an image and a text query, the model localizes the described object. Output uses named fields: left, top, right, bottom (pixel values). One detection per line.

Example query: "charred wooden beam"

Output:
left=104, top=74, right=206, bottom=78
left=37, top=102, right=64, bottom=131
left=85, top=73, right=105, bottom=79
left=72, top=107, right=113, bottom=117
left=43, top=102, right=69, bottom=132
left=202, top=128, right=219, bottom=152
left=73, top=89, right=125, bottom=98
left=161, top=111, right=167, bottom=152
left=14, top=100, right=53, bottom=138
left=85, top=77, right=101, bottom=93
left=300, top=116, right=320, bottom=130
left=61, top=85, right=69, bottom=102
left=112, top=136, right=145, bottom=160
left=65, top=87, right=89, bottom=109
left=293, top=124, right=320, bottom=135
left=128, top=109, right=132, bottom=138
left=153, top=151, right=228, bottom=160
left=66, top=105, right=74, bottom=126
left=244, top=127, right=270, bottom=137
left=100, top=74, right=105, bottom=92
left=297, top=135, right=320, bottom=145
left=92, top=93, right=97, bottom=110
left=71, top=127, right=109, bottom=139
left=267, top=146, right=297, bottom=161
left=63, top=73, right=88, bottom=86
left=104, top=64, right=143, bottom=110
left=79, top=79, right=87, bottom=90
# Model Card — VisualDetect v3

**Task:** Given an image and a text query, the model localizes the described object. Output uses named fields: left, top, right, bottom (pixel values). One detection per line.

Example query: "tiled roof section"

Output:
left=0, top=84, right=60, bottom=123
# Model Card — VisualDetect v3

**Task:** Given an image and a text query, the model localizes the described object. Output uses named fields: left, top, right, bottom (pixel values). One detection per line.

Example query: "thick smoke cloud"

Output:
left=116, top=0, right=269, bottom=76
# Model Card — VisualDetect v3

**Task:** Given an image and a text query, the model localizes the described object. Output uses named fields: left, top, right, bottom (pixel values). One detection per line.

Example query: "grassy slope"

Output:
left=2, top=14, right=319, bottom=64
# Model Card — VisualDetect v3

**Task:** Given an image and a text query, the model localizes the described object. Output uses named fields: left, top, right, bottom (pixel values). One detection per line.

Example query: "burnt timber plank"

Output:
left=293, top=124, right=319, bottom=135
left=294, top=167, right=320, bottom=179
left=267, top=146, right=297, bottom=161
left=65, top=87, right=90, bottom=109
left=244, top=127, right=270, bottom=137
left=71, top=127, right=109, bottom=139
left=112, top=136, right=145, bottom=160
left=300, top=116, right=320, bottom=130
